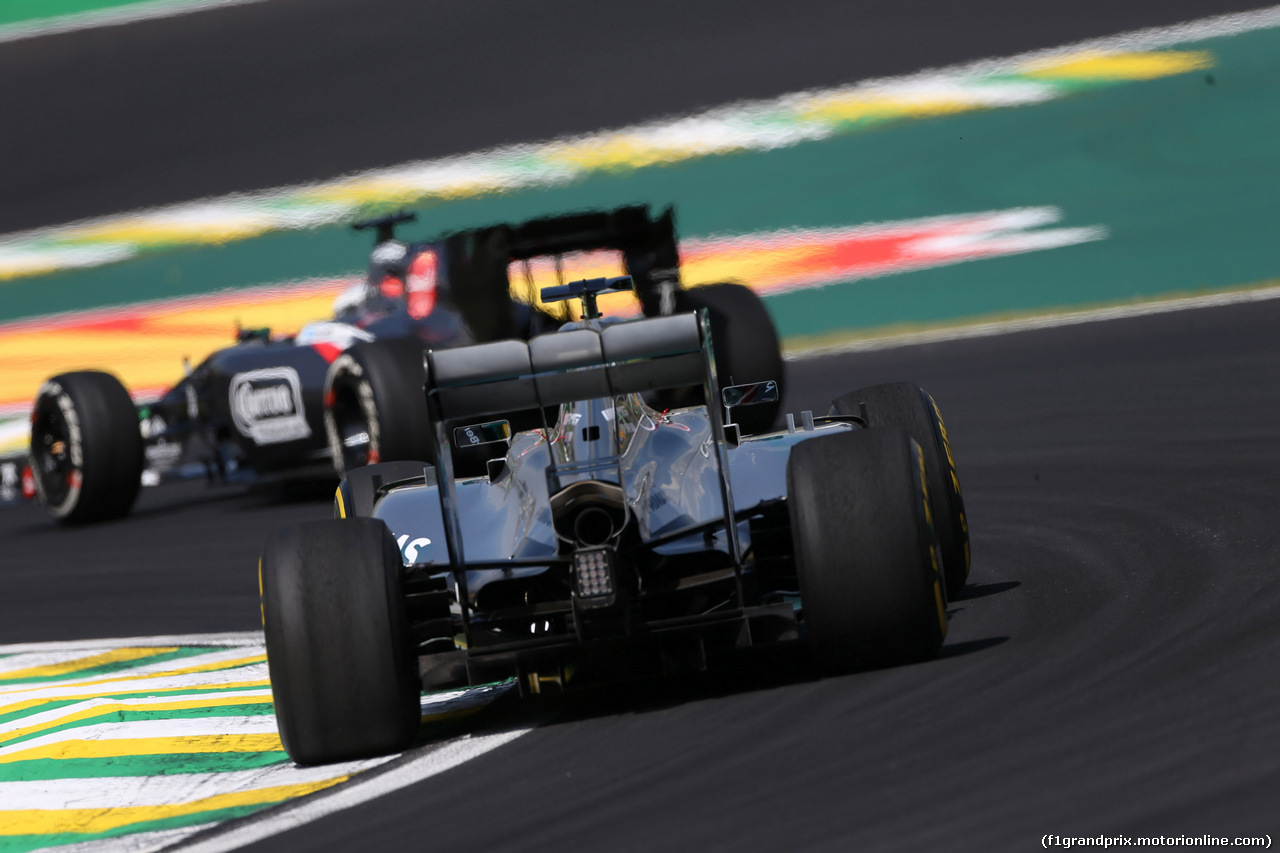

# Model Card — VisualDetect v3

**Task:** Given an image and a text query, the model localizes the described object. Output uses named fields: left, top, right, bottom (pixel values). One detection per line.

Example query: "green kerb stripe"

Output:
left=0, top=0, right=203, bottom=30
left=0, top=647, right=227, bottom=686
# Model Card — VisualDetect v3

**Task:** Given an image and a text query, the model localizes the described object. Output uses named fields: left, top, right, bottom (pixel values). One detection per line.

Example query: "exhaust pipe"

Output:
left=573, top=506, right=616, bottom=547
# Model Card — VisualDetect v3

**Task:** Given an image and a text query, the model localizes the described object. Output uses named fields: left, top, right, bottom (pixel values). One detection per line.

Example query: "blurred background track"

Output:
left=0, top=0, right=1270, bottom=231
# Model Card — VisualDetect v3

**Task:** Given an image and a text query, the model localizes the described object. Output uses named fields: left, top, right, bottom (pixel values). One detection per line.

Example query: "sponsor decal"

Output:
left=294, top=321, right=375, bottom=352
left=295, top=320, right=376, bottom=364
left=396, top=534, right=432, bottom=562
left=229, top=367, right=311, bottom=445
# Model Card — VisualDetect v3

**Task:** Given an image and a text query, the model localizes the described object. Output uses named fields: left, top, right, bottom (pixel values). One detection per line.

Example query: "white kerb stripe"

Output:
left=171, top=729, right=531, bottom=853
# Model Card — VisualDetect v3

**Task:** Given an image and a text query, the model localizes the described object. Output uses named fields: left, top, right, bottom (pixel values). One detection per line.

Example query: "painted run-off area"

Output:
left=0, top=637, right=509, bottom=853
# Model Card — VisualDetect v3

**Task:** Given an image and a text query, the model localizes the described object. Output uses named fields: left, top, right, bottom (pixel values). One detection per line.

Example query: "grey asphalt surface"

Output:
left=2, top=0, right=1278, bottom=850
left=0, top=0, right=1269, bottom=233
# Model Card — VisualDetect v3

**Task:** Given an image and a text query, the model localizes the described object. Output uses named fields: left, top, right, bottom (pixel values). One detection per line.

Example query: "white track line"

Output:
left=0, top=0, right=275, bottom=45
left=786, top=283, right=1280, bottom=359
left=0, top=632, right=263, bottom=655
left=168, top=729, right=532, bottom=853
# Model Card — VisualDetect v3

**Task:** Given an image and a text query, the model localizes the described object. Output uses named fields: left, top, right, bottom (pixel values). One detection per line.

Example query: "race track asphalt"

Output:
left=2, top=0, right=1278, bottom=849
left=0, top=0, right=1269, bottom=233
left=5, top=296, right=1280, bottom=848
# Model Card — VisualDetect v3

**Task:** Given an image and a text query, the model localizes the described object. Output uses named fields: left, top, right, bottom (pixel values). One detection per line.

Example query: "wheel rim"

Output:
left=330, top=387, right=372, bottom=474
left=31, top=404, right=77, bottom=507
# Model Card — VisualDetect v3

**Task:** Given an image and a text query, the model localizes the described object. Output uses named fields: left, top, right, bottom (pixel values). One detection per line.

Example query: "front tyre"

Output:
left=29, top=371, right=143, bottom=524
left=787, top=428, right=947, bottom=673
left=833, top=383, right=970, bottom=598
left=261, top=518, right=421, bottom=764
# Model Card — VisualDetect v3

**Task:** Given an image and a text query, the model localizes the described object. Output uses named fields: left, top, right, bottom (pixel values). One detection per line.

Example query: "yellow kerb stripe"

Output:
left=0, top=733, right=284, bottom=764
left=0, top=693, right=274, bottom=747
left=0, top=648, right=179, bottom=682
left=0, top=777, right=348, bottom=836
left=1022, top=49, right=1212, bottom=80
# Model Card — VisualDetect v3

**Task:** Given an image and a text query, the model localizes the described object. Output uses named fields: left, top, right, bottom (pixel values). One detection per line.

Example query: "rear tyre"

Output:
left=324, top=339, right=433, bottom=479
left=29, top=371, right=143, bottom=524
left=833, top=383, right=970, bottom=598
left=787, top=428, right=947, bottom=673
left=676, top=283, right=783, bottom=434
left=336, top=460, right=432, bottom=519
left=261, top=518, right=421, bottom=764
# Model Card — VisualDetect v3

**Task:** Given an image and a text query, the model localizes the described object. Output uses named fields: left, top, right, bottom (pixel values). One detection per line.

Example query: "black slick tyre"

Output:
left=28, top=371, right=143, bottom=524
left=324, top=338, right=433, bottom=479
left=335, top=460, right=432, bottom=519
left=834, top=383, right=970, bottom=599
left=787, top=428, right=947, bottom=673
left=676, top=283, right=784, bottom=434
left=260, top=518, right=421, bottom=764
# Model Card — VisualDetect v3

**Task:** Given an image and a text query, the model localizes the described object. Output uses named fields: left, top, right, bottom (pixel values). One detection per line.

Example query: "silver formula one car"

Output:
left=259, top=276, right=969, bottom=765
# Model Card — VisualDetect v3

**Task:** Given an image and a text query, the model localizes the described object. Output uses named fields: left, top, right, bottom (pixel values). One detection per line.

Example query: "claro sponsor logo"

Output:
left=229, top=367, right=312, bottom=445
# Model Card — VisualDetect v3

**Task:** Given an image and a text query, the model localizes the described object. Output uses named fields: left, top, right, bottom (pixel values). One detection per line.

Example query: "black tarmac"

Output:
left=2, top=0, right=1277, bottom=849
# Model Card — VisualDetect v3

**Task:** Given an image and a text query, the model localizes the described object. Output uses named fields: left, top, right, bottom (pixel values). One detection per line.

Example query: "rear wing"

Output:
left=422, top=310, right=741, bottom=610
left=352, top=205, right=686, bottom=342
left=429, top=206, right=684, bottom=340
left=428, top=312, right=705, bottom=424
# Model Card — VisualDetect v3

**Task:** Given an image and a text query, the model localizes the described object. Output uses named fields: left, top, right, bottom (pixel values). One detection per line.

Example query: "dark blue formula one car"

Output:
left=258, top=275, right=969, bottom=765
left=26, top=206, right=783, bottom=523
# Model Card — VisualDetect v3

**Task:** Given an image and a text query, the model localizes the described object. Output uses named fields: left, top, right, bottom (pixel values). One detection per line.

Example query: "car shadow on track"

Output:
left=953, top=580, right=1020, bottom=600
left=461, top=630, right=1009, bottom=736
left=403, top=579, right=1022, bottom=748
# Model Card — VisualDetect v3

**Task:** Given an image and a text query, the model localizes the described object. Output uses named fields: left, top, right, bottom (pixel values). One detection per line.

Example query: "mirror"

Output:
left=453, top=420, right=511, bottom=447
left=722, top=380, right=779, bottom=409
